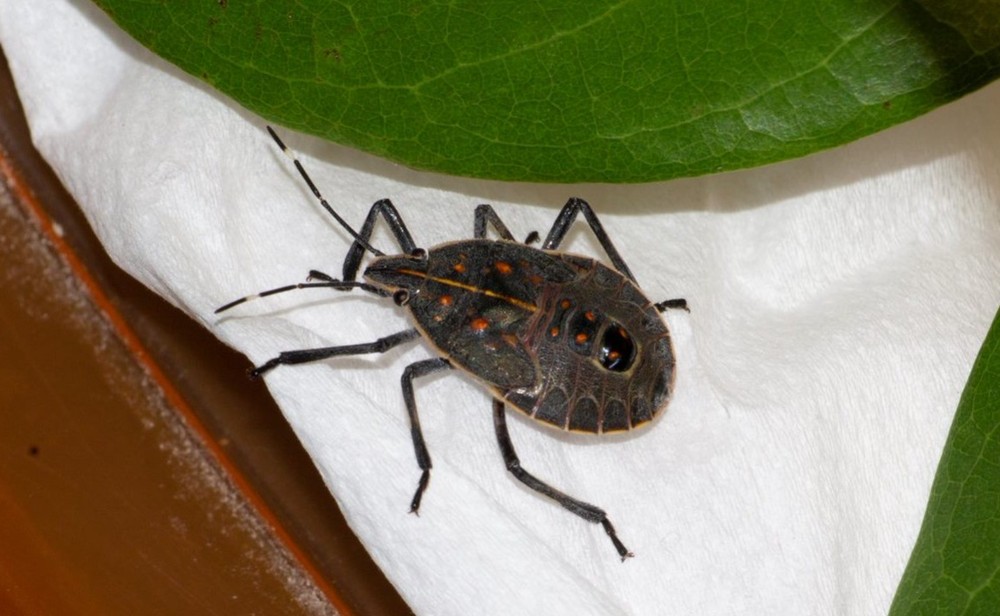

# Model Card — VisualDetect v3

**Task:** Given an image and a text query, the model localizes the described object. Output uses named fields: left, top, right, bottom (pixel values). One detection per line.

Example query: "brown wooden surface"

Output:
left=0, top=42, right=412, bottom=616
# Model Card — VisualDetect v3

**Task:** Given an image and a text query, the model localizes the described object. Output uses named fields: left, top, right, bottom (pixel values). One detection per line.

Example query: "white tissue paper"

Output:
left=3, top=1, right=999, bottom=614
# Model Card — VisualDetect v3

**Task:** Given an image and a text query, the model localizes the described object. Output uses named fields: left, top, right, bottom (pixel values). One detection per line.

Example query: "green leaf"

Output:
left=889, top=306, right=1000, bottom=616
left=90, top=0, right=1000, bottom=182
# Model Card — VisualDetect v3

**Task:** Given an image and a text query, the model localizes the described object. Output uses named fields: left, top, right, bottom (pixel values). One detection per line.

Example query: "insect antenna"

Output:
left=266, top=126, right=385, bottom=257
left=215, top=274, right=387, bottom=314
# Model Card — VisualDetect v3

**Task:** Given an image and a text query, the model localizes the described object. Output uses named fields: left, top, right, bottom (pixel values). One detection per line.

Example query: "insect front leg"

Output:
left=343, top=199, right=418, bottom=282
left=492, top=400, right=634, bottom=561
left=401, top=358, right=452, bottom=514
left=543, top=198, right=637, bottom=283
left=249, top=329, right=420, bottom=377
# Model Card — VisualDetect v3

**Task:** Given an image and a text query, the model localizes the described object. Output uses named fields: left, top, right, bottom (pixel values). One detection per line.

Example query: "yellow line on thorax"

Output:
left=398, top=268, right=538, bottom=312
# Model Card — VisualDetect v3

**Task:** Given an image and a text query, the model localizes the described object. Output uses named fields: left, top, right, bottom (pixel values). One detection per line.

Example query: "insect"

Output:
left=218, top=127, right=689, bottom=560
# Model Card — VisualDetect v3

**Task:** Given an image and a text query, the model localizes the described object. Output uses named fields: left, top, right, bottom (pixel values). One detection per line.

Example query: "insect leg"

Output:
left=473, top=204, right=516, bottom=240
left=401, top=357, right=453, bottom=514
left=542, top=198, right=637, bottom=283
left=492, top=399, right=633, bottom=561
left=343, top=199, right=418, bottom=282
left=249, top=329, right=421, bottom=378
left=655, top=298, right=690, bottom=313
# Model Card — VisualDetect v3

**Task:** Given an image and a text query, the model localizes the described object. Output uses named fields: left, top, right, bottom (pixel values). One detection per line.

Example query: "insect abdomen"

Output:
left=505, top=256, right=676, bottom=434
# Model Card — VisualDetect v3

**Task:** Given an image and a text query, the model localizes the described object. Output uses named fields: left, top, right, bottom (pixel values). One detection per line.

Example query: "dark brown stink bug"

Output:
left=218, top=127, right=689, bottom=560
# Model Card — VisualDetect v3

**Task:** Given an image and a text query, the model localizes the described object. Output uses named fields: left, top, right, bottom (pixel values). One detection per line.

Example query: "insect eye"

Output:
left=393, top=289, right=411, bottom=306
left=409, top=247, right=428, bottom=261
left=599, top=324, right=636, bottom=372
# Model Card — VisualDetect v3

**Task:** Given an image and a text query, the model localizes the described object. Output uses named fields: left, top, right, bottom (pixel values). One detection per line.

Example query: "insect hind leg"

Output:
left=492, top=400, right=634, bottom=561
left=543, top=198, right=637, bottom=283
